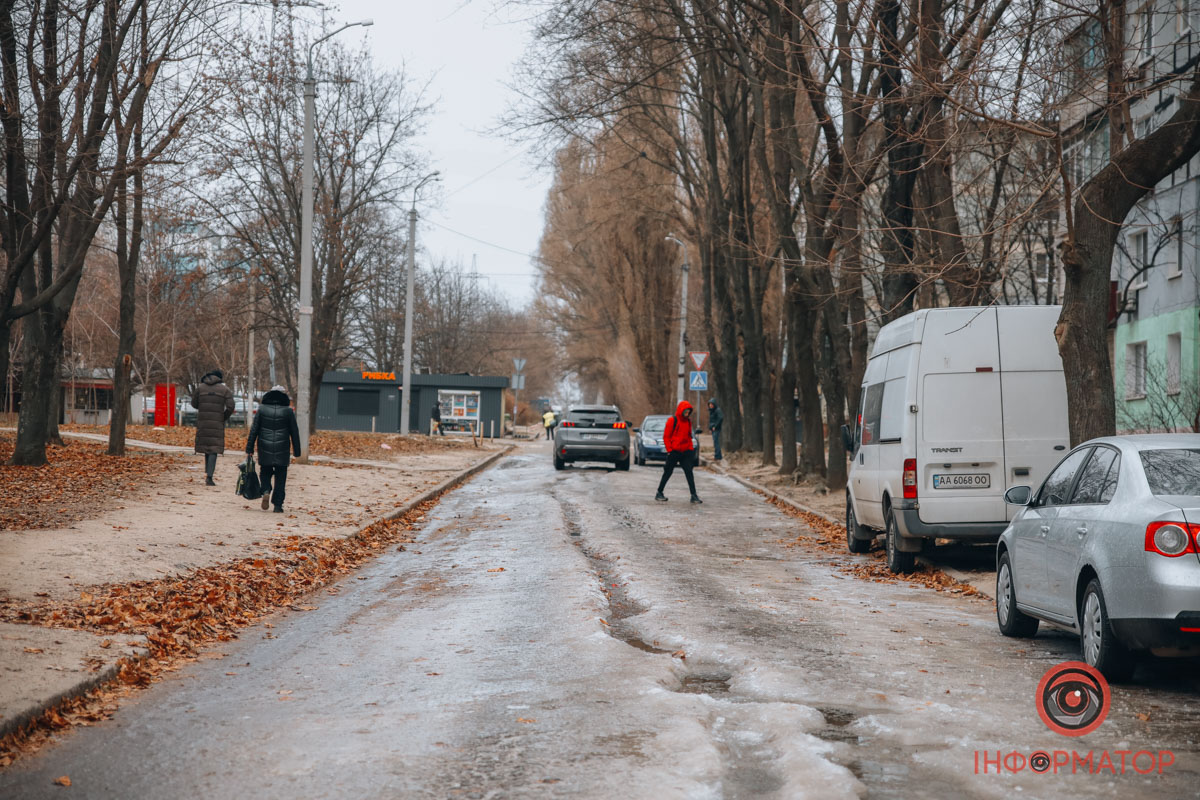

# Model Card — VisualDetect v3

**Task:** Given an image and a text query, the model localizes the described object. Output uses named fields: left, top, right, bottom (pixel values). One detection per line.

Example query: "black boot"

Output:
left=205, top=476, right=216, bottom=486
left=655, top=491, right=667, bottom=502
left=690, top=494, right=703, bottom=504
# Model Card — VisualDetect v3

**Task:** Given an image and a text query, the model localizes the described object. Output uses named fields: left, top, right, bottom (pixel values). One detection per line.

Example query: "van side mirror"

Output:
left=1004, top=486, right=1033, bottom=506
left=840, top=424, right=854, bottom=453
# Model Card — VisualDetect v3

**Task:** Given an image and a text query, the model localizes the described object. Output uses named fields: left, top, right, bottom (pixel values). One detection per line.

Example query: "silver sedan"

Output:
left=995, top=434, right=1200, bottom=680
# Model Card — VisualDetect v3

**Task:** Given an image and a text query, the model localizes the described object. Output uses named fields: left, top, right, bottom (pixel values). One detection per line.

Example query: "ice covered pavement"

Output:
left=2, top=445, right=1197, bottom=798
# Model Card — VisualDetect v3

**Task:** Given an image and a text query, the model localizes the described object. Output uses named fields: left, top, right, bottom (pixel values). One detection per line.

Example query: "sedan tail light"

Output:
left=902, top=458, right=918, bottom=499
left=1145, top=521, right=1200, bottom=557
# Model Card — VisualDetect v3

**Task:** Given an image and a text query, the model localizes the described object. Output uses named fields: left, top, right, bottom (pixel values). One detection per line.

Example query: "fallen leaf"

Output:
left=487, top=567, right=505, bottom=573
left=53, top=775, right=71, bottom=786
left=517, top=718, right=537, bottom=724
left=671, top=650, right=687, bottom=659
left=23, top=647, right=44, bottom=654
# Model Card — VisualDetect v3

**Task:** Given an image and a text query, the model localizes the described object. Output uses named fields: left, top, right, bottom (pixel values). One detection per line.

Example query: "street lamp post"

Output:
left=666, top=234, right=689, bottom=405
left=296, top=18, right=373, bottom=462
left=399, top=171, right=441, bottom=436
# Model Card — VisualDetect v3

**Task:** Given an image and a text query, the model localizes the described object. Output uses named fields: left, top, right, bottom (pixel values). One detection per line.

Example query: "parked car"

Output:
left=995, top=434, right=1200, bottom=680
left=553, top=405, right=631, bottom=471
left=634, top=414, right=699, bottom=466
left=179, top=397, right=255, bottom=427
left=843, top=305, right=1070, bottom=573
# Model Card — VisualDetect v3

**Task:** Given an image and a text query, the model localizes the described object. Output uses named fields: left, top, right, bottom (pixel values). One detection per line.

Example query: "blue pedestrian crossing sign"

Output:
left=689, top=371, right=708, bottom=391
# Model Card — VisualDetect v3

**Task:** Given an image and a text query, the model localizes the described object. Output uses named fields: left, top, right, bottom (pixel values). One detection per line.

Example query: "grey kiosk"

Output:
left=317, top=369, right=509, bottom=436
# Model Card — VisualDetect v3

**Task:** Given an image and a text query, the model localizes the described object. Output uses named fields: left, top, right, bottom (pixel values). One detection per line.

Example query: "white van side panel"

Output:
left=996, top=307, right=1070, bottom=516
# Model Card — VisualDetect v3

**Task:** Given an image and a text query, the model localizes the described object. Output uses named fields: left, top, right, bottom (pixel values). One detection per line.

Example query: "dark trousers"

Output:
left=545, top=425, right=552, bottom=440
left=711, top=428, right=723, bottom=460
left=657, top=450, right=697, bottom=496
left=204, top=453, right=217, bottom=478
left=259, top=463, right=289, bottom=509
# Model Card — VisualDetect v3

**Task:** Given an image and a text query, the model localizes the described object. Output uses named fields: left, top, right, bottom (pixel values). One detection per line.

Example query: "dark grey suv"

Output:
left=553, top=405, right=631, bottom=471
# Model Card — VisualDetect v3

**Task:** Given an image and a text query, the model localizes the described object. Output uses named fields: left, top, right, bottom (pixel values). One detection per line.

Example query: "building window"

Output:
left=1178, top=0, right=1191, bottom=35
left=1135, top=116, right=1151, bottom=139
left=1139, top=3, right=1156, bottom=62
left=1169, top=217, right=1184, bottom=278
left=1130, top=230, right=1150, bottom=288
left=1035, top=252, right=1049, bottom=283
left=1127, top=342, right=1148, bottom=399
left=1167, top=333, right=1182, bottom=395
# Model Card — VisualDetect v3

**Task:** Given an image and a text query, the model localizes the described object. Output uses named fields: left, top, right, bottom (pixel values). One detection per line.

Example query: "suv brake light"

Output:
left=613, top=421, right=626, bottom=429
left=902, top=459, right=918, bottom=499
left=560, top=420, right=576, bottom=427
left=1145, top=521, right=1200, bottom=557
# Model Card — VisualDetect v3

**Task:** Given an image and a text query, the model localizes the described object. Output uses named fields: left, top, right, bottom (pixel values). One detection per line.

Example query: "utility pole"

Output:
left=247, top=274, right=255, bottom=429
left=296, top=18, right=373, bottom=461
left=399, top=171, right=440, bottom=435
left=666, top=234, right=689, bottom=405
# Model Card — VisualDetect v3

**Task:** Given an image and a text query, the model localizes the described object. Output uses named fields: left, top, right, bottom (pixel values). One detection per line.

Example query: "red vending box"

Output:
left=154, top=384, right=177, bottom=426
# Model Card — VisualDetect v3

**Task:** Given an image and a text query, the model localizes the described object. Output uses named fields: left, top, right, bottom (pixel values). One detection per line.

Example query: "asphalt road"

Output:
left=3, top=447, right=1199, bottom=798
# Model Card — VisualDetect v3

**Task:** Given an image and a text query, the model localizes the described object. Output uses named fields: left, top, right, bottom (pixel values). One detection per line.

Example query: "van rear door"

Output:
left=917, top=308, right=1007, bottom=524
left=997, top=306, right=1070, bottom=518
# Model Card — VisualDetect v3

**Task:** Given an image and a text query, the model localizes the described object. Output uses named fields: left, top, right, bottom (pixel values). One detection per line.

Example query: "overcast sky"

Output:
left=334, top=0, right=550, bottom=307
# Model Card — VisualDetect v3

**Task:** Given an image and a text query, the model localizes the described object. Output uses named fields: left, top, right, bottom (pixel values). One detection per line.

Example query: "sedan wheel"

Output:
left=1080, top=580, right=1135, bottom=681
left=995, top=552, right=1038, bottom=637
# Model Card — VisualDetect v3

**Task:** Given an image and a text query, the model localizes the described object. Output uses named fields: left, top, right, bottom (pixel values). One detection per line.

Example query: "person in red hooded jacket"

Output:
left=655, top=400, right=702, bottom=503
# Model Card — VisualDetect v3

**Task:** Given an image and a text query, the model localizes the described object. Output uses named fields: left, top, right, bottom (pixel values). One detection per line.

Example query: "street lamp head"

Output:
left=358, top=19, right=374, bottom=27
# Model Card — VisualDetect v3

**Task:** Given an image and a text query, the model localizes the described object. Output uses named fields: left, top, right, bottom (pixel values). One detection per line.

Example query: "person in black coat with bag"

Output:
left=245, top=385, right=301, bottom=513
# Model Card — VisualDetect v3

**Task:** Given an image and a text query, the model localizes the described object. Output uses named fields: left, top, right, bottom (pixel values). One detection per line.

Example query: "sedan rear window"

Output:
left=1140, top=449, right=1200, bottom=497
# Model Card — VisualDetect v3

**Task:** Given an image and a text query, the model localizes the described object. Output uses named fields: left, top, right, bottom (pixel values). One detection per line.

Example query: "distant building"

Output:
left=317, top=369, right=509, bottom=437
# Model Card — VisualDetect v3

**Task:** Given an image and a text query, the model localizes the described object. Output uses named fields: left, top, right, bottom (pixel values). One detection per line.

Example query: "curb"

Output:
left=0, top=445, right=513, bottom=748
left=0, top=640, right=150, bottom=743
left=710, top=465, right=842, bottom=526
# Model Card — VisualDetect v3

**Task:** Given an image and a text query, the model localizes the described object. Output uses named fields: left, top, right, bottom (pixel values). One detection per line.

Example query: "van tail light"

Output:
left=613, top=421, right=626, bottom=429
left=1144, top=521, right=1200, bottom=557
left=902, top=459, right=918, bottom=499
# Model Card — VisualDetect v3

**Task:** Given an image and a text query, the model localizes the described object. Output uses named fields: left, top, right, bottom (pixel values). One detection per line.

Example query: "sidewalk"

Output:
left=0, top=433, right=512, bottom=745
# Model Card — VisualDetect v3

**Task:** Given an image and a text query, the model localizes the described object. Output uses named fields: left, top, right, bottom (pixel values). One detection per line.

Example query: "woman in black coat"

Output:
left=245, top=385, right=301, bottom=512
left=192, top=369, right=234, bottom=485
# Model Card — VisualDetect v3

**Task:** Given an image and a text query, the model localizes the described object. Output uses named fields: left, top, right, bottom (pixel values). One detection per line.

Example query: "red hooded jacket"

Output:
left=663, top=401, right=695, bottom=452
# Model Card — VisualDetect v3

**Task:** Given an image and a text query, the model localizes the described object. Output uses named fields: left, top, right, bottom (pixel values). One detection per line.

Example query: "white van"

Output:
left=843, top=306, right=1070, bottom=573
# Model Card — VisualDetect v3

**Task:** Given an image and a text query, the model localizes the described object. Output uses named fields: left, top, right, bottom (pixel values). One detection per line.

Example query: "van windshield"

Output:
left=1140, top=449, right=1200, bottom=498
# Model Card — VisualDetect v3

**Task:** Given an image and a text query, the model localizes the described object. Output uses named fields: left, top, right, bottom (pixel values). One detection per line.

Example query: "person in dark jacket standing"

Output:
left=655, top=400, right=702, bottom=504
left=192, top=369, right=234, bottom=486
left=246, top=385, right=301, bottom=512
left=430, top=401, right=444, bottom=436
left=707, top=399, right=724, bottom=461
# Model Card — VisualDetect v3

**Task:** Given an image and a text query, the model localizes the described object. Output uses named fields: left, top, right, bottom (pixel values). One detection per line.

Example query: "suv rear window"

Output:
left=1140, top=449, right=1200, bottom=497
left=567, top=409, right=622, bottom=427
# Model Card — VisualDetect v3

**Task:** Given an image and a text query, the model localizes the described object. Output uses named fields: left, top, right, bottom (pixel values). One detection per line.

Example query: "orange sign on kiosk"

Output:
left=361, top=371, right=396, bottom=381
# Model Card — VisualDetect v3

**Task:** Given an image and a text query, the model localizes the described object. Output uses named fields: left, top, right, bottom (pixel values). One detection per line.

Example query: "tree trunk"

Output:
left=795, top=302, right=825, bottom=477
left=12, top=308, right=65, bottom=465
left=777, top=308, right=797, bottom=475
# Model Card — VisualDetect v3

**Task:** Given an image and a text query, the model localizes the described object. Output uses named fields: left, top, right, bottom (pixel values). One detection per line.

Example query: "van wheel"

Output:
left=995, top=552, right=1039, bottom=637
left=1080, top=580, right=1136, bottom=682
left=554, top=454, right=565, bottom=471
left=846, top=498, right=872, bottom=554
left=884, top=510, right=916, bottom=574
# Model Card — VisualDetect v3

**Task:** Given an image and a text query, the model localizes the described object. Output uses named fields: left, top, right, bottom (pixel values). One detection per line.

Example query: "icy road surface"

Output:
left=3, top=446, right=1198, bottom=798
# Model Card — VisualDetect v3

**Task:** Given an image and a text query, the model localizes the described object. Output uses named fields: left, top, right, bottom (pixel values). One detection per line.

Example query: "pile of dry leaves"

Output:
left=63, top=425, right=476, bottom=460
left=0, top=435, right=180, bottom=530
left=0, top=499, right=433, bottom=767
left=764, top=494, right=984, bottom=599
